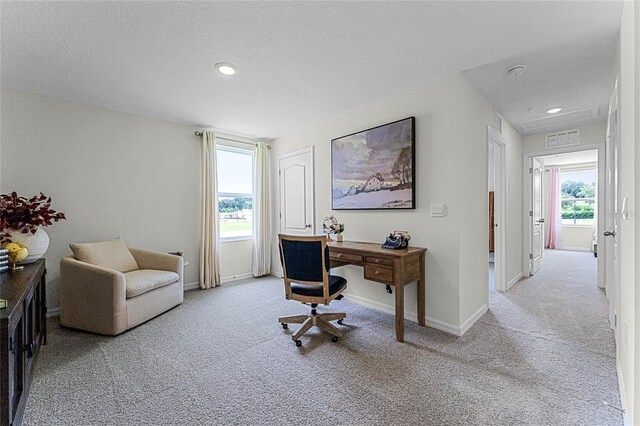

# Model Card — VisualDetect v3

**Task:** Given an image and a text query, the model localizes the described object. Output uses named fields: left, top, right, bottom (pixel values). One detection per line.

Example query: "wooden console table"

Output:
left=0, top=259, right=47, bottom=426
left=327, top=241, right=427, bottom=342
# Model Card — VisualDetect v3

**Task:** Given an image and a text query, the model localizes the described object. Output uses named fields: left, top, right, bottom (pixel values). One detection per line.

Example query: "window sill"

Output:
left=221, top=236, right=254, bottom=243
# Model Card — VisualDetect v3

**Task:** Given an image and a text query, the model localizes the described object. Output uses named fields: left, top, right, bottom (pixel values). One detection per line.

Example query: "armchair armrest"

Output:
left=129, top=248, right=183, bottom=277
left=60, top=256, right=127, bottom=335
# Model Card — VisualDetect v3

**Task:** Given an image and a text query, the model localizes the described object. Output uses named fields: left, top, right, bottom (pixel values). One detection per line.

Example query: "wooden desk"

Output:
left=327, top=241, right=427, bottom=342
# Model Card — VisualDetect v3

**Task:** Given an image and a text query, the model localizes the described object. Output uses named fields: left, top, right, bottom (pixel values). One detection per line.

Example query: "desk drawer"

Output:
left=330, top=252, right=363, bottom=263
left=364, top=265, right=393, bottom=283
left=365, top=256, right=393, bottom=267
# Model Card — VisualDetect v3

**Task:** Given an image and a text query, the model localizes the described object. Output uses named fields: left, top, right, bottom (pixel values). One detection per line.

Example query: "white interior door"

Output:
left=488, top=127, right=507, bottom=291
left=278, top=147, right=315, bottom=236
left=530, top=157, right=544, bottom=275
left=604, top=79, right=620, bottom=335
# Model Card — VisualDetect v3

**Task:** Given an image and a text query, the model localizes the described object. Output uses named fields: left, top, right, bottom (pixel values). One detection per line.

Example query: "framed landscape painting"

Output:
left=331, top=117, right=415, bottom=210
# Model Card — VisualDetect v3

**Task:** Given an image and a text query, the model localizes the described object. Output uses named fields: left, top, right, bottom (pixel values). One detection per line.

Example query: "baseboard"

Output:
left=616, top=363, right=633, bottom=425
left=460, top=304, right=488, bottom=335
left=343, top=293, right=418, bottom=324
left=559, top=246, right=591, bottom=252
left=425, top=304, right=488, bottom=336
left=47, top=307, right=60, bottom=318
left=183, top=281, right=200, bottom=291
left=424, top=314, right=462, bottom=336
left=221, top=273, right=253, bottom=284
left=345, top=292, right=486, bottom=337
left=506, top=272, right=523, bottom=290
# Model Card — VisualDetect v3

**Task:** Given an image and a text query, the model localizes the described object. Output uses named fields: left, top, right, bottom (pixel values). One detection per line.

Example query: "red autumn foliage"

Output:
left=0, top=192, right=67, bottom=243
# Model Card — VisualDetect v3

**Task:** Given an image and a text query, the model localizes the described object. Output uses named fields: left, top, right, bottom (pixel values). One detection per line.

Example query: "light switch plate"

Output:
left=431, top=204, right=447, bottom=217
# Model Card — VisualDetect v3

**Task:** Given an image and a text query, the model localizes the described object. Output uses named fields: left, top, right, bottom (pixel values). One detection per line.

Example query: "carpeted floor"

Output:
left=23, top=249, right=621, bottom=425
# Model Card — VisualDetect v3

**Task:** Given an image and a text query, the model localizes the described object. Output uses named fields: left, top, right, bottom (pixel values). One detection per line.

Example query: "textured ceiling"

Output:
left=462, top=35, right=618, bottom=135
left=1, top=1, right=623, bottom=139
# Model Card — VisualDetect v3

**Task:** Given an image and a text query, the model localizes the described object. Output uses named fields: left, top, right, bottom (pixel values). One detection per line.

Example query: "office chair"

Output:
left=278, top=234, right=347, bottom=347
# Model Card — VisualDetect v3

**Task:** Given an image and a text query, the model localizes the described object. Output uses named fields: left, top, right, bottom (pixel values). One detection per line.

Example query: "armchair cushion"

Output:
left=124, top=269, right=180, bottom=298
left=70, top=239, right=139, bottom=273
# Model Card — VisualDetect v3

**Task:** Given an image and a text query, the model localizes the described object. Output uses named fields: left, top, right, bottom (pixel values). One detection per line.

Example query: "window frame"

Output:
left=216, top=144, right=255, bottom=242
left=559, top=167, right=597, bottom=227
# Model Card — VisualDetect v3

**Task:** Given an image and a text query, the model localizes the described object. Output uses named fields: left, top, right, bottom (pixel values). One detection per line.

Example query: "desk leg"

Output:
left=395, top=283, right=404, bottom=342
left=418, top=253, right=425, bottom=326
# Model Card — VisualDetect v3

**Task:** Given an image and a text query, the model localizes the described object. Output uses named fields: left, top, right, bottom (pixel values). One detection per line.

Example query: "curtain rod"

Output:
left=194, top=130, right=271, bottom=149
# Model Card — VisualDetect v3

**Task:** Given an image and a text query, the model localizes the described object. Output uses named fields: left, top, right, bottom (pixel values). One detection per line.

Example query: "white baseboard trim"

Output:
left=559, top=246, right=591, bottom=252
left=424, top=314, right=462, bottom=336
left=343, top=293, right=418, bottom=324
left=616, top=363, right=632, bottom=426
left=47, top=307, right=60, bottom=318
left=183, top=281, right=200, bottom=291
left=506, top=272, right=523, bottom=290
left=221, top=273, right=253, bottom=284
left=345, top=292, right=487, bottom=337
left=426, top=304, right=488, bottom=336
left=460, top=304, right=488, bottom=335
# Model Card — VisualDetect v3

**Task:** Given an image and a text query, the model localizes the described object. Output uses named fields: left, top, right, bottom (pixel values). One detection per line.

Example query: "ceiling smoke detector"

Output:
left=507, top=65, right=526, bottom=78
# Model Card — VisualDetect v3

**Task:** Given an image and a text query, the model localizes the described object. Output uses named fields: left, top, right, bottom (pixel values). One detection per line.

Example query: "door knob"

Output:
left=304, top=224, right=312, bottom=228
left=603, top=230, right=616, bottom=237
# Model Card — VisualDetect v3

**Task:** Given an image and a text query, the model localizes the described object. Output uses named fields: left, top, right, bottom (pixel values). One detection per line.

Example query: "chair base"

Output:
left=279, top=310, right=346, bottom=342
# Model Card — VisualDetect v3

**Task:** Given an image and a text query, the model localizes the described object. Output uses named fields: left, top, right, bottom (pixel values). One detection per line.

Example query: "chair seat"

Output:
left=291, top=275, right=347, bottom=297
left=125, top=269, right=179, bottom=298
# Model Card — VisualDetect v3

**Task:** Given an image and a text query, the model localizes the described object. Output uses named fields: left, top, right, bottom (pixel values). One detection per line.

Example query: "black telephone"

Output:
left=382, top=231, right=411, bottom=250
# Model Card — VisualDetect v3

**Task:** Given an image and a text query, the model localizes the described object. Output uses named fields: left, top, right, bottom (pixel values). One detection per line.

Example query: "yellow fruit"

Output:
left=3, top=242, right=28, bottom=264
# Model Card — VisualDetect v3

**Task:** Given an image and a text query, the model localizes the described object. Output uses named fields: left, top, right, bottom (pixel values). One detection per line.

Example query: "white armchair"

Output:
left=60, top=240, right=183, bottom=335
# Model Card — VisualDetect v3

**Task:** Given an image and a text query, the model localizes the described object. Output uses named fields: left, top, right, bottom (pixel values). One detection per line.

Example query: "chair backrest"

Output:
left=278, top=234, right=330, bottom=284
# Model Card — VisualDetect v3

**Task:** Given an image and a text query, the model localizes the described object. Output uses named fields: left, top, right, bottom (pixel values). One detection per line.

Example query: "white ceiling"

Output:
left=1, top=1, right=623, bottom=140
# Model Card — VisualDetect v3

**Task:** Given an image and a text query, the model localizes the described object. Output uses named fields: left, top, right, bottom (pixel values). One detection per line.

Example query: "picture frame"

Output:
left=331, top=117, right=415, bottom=210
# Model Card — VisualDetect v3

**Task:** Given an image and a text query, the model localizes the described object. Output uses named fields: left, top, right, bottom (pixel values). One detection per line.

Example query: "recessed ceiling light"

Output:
left=215, top=62, right=238, bottom=76
left=507, top=65, right=526, bottom=77
left=546, top=107, right=562, bottom=114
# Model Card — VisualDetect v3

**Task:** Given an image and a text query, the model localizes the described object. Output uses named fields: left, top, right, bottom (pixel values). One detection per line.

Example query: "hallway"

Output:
left=484, top=249, right=621, bottom=423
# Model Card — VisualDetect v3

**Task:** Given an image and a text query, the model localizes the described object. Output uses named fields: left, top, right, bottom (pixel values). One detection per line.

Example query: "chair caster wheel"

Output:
left=331, top=336, right=339, bottom=343
left=295, top=340, right=302, bottom=347
left=282, top=323, right=288, bottom=329
left=337, top=319, right=343, bottom=325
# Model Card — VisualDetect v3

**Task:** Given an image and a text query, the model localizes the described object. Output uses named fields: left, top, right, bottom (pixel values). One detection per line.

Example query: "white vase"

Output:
left=6, top=227, right=50, bottom=264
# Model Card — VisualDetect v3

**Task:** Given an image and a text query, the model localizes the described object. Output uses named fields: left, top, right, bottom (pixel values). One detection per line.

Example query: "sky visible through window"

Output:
left=217, top=149, right=252, bottom=194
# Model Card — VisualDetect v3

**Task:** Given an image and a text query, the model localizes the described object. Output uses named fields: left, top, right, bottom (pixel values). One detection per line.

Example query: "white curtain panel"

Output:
left=199, top=131, right=221, bottom=289
left=252, top=142, right=272, bottom=277
left=545, top=167, right=563, bottom=249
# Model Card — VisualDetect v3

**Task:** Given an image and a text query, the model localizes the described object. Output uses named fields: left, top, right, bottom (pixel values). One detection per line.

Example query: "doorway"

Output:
left=523, top=145, right=605, bottom=288
left=487, top=127, right=507, bottom=292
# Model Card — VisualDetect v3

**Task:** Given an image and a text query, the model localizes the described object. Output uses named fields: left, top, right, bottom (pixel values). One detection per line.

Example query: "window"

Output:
left=217, top=146, right=254, bottom=239
left=560, top=169, right=596, bottom=225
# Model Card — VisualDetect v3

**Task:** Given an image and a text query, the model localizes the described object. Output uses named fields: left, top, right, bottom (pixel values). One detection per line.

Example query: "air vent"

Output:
left=522, top=106, right=599, bottom=131
left=546, top=129, right=580, bottom=149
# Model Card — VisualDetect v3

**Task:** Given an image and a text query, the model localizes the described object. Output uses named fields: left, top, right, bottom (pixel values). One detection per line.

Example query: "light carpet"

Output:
left=24, top=249, right=621, bottom=425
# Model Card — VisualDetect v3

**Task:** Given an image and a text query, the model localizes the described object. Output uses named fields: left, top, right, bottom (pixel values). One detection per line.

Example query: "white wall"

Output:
left=0, top=89, right=254, bottom=309
left=522, top=122, right=606, bottom=153
left=271, top=74, right=523, bottom=334
left=502, top=114, right=525, bottom=286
